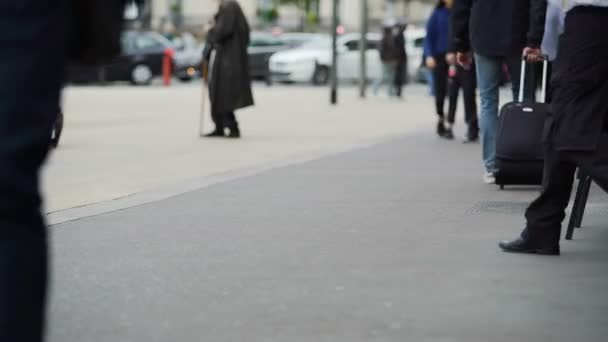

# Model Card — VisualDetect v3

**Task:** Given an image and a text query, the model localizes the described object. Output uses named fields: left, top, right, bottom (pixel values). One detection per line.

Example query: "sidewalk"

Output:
left=45, top=84, right=434, bottom=215
left=49, top=126, right=608, bottom=341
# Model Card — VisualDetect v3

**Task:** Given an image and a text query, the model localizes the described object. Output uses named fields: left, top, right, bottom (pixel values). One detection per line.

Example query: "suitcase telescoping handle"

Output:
left=518, top=55, right=549, bottom=104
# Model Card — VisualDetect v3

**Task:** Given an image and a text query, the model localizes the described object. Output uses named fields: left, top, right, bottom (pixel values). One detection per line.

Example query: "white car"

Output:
left=270, top=29, right=426, bottom=85
left=269, top=33, right=383, bottom=85
left=405, top=27, right=426, bottom=81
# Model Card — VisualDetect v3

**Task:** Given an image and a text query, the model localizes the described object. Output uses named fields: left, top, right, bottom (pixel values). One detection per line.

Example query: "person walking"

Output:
left=424, top=0, right=453, bottom=137
left=499, top=2, right=608, bottom=256
left=1, top=1, right=124, bottom=341
left=444, top=51, right=478, bottom=141
left=393, top=23, right=408, bottom=98
left=452, top=0, right=547, bottom=183
left=373, top=26, right=399, bottom=97
left=204, top=0, right=254, bottom=138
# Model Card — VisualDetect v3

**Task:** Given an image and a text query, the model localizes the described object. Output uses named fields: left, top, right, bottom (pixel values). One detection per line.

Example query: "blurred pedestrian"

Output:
left=373, top=26, right=399, bottom=97
left=0, top=1, right=124, bottom=341
left=392, top=23, right=408, bottom=98
left=499, top=1, right=608, bottom=256
left=204, top=0, right=254, bottom=139
left=424, top=0, right=453, bottom=137
left=452, top=0, right=547, bottom=184
left=445, top=51, right=478, bottom=142
left=541, top=0, right=565, bottom=102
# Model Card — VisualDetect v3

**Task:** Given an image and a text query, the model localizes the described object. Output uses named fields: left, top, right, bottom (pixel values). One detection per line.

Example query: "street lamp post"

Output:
left=330, top=0, right=339, bottom=105
left=359, top=0, right=368, bottom=98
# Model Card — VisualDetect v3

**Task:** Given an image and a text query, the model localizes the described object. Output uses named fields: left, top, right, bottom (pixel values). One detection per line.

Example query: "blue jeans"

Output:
left=373, top=62, right=397, bottom=96
left=475, top=53, right=534, bottom=173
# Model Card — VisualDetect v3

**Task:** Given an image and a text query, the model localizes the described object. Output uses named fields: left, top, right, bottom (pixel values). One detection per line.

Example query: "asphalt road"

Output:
left=48, top=125, right=608, bottom=342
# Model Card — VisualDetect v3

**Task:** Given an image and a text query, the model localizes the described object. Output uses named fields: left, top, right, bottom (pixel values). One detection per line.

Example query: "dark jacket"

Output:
left=452, top=0, right=547, bottom=57
left=379, top=30, right=398, bottom=63
left=394, top=30, right=407, bottom=62
left=424, top=6, right=450, bottom=58
left=207, top=0, right=254, bottom=115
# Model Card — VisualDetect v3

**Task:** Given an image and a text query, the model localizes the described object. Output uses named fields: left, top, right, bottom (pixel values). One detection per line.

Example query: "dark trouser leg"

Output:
left=210, top=110, right=224, bottom=131
left=223, top=111, right=239, bottom=131
left=523, top=144, right=577, bottom=245
left=461, top=65, right=479, bottom=138
left=447, top=70, right=460, bottom=125
left=545, top=62, right=553, bottom=103
left=394, top=62, right=405, bottom=97
left=0, top=2, right=68, bottom=341
left=432, top=55, right=448, bottom=118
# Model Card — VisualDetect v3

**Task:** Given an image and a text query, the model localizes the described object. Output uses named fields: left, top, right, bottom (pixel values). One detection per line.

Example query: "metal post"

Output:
left=359, top=0, right=368, bottom=98
left=330, top=0, right=339, bottom=105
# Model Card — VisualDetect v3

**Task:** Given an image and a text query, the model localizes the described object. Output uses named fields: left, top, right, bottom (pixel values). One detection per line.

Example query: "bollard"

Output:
left=163, top=47, right=174, bottom=86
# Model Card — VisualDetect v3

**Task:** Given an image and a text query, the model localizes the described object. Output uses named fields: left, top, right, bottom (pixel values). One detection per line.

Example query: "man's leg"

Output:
left=433, top=56, right=448, bottom=136
left=474, top=54, right=502, bottom=174
left=521, top=144, right=577, bottom=246
left=446, top=70, right=460, bottom=127
left=461, top=65, right=479, bottom=140
left=224, top=111, right=240, bottom=137
left=0, top=1, right=68, bottom=340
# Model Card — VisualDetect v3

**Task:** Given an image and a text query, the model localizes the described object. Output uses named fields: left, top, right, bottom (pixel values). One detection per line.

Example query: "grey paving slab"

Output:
left=48, top=132, right=608, bottom=342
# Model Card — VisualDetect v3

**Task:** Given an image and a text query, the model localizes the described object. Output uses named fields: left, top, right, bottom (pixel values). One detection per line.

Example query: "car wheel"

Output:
left=130, top=64, right=153, bottom=85
left=312, top=64, right=330, bottom=85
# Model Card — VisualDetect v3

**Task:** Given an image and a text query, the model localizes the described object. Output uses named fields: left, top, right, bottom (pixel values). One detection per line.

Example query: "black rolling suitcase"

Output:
left=495, top=57, right=549, bottom=189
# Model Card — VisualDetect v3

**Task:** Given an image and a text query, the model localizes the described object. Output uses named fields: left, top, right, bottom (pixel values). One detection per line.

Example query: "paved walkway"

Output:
left=49, top=127, right=608, bottom=341
left=45, top=84, right=434, bottom=215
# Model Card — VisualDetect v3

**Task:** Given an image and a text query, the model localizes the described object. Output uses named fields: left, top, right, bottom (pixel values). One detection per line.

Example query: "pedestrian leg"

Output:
left=474, top=54, right=502, bottom=173
left=461, top=64, right=479, bottom=140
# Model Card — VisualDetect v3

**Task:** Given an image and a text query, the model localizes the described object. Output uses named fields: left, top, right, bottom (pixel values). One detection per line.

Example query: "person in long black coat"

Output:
left=499, top=4, right=608, bottom=256
left=205, top=0, right=254, bottom=138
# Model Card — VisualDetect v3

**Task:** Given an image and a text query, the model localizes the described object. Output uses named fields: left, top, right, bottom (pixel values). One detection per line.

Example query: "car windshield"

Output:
left=299, top=37, right=332, bottom=49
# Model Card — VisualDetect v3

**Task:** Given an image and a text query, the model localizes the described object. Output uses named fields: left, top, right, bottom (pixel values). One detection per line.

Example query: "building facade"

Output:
left=144, top=0, right=434, bottom=32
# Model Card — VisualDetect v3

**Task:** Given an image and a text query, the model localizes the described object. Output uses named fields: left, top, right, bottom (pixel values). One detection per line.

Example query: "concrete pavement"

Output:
left=48, top=111, right=608, bottom=341
left=45, top=83, right=436, bottom=217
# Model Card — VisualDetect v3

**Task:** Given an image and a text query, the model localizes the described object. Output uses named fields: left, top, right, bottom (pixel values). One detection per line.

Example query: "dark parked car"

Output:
left=248, top=33, right=288, bottom=84
left=68, top=31, right=173, bottom=85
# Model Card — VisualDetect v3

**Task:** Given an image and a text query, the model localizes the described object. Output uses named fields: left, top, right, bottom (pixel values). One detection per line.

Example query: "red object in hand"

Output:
left=163, top=47, right=174, bottom=86
left=448, top=65, right=457, bottom=78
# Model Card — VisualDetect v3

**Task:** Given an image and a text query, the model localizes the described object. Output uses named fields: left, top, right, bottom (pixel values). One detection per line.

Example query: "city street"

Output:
left=47, top=83, right=608, bottom=342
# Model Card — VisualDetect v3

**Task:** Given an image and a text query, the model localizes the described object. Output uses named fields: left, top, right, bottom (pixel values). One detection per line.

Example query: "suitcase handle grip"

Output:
left=518, top=55, right=549, bottom=104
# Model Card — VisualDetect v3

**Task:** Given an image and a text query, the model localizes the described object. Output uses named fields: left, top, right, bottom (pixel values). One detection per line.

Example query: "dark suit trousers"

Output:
left=0, top=2, right=68, bottom=341
left=211, top=111, right=238, bottom=130
left=432, top=54, right=448, bottom=118
left=523, top=134, right=608, bottom=244
left=522, top=7, right=608, bottom=244
left=447, top=64, right=478, bottom=136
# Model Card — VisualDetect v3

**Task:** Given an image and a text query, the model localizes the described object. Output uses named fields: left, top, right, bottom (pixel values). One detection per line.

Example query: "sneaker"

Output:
left=483, top=172, right=496, bottom=184
left=462, top=135, right=479, bottom=144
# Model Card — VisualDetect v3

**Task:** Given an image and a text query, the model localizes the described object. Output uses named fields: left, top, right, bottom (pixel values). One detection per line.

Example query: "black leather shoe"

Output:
left=499, top=237, right=560, bottom=256
left=204, top=130, right=225, bottom=138
left=442, top=128, right=454, bottom=140
left=436, top=120, right=446, bottom=137
left=227, top=128, right=241, bottom=138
